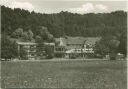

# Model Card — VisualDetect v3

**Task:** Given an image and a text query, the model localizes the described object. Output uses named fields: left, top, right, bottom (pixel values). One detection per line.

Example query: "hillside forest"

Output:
left=1, top=6, right=127, bottom=59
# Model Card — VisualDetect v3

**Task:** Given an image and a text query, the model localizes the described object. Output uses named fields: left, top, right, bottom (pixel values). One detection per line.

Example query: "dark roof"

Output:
left=66, top=37, right=86, bottom=45
left=66, top=37, right=101, bottom=45
left=55, top=37, right=101, bottom=46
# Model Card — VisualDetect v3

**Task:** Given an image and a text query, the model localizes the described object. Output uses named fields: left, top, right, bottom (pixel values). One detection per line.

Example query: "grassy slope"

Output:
left=1, top=60, right=127, bottom=89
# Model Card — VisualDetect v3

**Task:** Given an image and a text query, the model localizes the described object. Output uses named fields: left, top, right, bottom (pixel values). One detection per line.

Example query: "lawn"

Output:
left=1, top=59, right=127, bottom=89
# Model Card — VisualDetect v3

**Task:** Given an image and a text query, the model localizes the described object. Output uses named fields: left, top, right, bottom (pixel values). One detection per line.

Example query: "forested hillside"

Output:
left=1, top=6, right=127, bottom=37
left=1, top=5, right=127, bottom=59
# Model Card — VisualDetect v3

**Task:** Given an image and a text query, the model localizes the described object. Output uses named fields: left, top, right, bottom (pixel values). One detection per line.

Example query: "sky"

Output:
left=0, top=0, right=127, bottom=14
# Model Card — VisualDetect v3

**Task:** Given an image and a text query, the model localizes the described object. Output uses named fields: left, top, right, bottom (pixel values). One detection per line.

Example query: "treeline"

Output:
left=1, top=6, right=127, bottom=38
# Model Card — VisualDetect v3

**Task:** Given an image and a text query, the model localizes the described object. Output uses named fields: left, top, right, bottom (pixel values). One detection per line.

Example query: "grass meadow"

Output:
left=1, top=59, right=127, bottom=89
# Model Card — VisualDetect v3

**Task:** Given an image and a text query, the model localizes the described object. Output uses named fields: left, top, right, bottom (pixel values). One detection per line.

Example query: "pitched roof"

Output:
left=55, top=37, right=101, bottom=46
left=66, top=37, right=86, bottom=45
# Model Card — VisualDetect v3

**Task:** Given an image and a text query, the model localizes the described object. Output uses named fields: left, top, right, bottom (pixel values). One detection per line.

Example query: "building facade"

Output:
left=17, top=42, right=37, bottom=60
left=16, top=37, right=101, bottom=60
left=55, top=37, right=101, bottom=58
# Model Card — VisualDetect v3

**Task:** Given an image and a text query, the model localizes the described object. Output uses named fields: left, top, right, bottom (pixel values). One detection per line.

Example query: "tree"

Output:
left=22, top=31, right=29, bottom=41
left=118, top=31, right=127, bottom=56
left=35, top=35, right=42, bottom=43
left=27, top=29, right=34, bottom=41
left=95, top=40, right=110, bottom=57
left=21, top=30, right=34, bottom=42
left=11, top=28, right=23, bottom=38
left=108, top=36, right=120, bottom=60
left=95, top=36, right=120, bottom=60
left=37, top=26, right=49, bottom=40
left=1, top=35, right=18, bottom=59
left=47, top=34, right=55, bottom=42
left=45, top=45, right=54, bottom=59
left=36, top=26, right=54, bottom=42
left=35, top=26, right=55, bottom=59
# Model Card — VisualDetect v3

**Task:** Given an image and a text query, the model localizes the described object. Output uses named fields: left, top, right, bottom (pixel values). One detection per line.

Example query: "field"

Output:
left=1, top=59, right=127, bottom=89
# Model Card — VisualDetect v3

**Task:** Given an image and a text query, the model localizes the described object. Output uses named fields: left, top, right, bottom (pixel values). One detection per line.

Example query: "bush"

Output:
left=55, top=53, right=65, bottom=58
left=45, top=45, right=54, bottom=59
